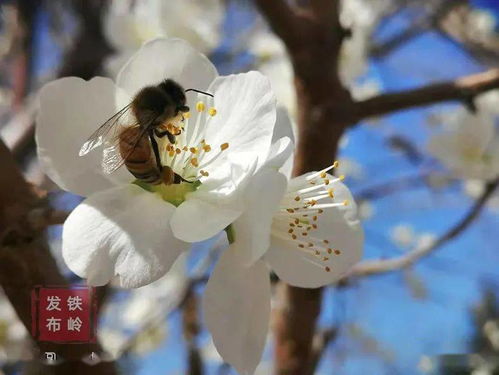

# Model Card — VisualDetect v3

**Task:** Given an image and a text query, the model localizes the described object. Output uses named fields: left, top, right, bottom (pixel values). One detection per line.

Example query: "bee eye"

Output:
left=179, top=105, right=190, bottom=113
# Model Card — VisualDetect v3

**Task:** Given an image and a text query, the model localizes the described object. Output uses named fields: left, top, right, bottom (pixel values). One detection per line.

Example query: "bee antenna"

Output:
left=185, top=88, right=214, bottom=98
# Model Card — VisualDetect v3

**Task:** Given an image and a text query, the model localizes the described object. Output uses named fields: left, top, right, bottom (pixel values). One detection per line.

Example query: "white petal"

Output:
left=62, top=185, right=189, bottom=288
left=170, top=198, right=242, bottom=243
left=116, top=38, right=218, bottom=98
left=204, top=248, right=271, bottom=375
left=232, top=168, right=288, bottom=265
left=266, top=181, right=363, bottom=288
left=36, top=77, right=132, bottom=196
left=171, top=161, right=256, bottom=242
left=263, top=136, right=294, bottom=171
left=272, top=107, right=296, bottom=179
left=204, top=71, right=277, bottom=171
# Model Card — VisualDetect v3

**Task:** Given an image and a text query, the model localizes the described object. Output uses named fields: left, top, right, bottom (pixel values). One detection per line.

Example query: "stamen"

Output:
left=208, top=107, right=217, bottom=116
left=196, top=101, right=205, bottom=112
left=220, top=143, right=229, bottom=151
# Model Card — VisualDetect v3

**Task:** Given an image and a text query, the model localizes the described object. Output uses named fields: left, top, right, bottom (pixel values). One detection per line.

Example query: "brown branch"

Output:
left=253, top=0, right=300, bottom=46
left=349, top=176, right=499, bottom=278
left=355, top=69, right=499, bottom=120
left=255, top=1, right=353, bottom=374
left=0, top=139, right=117, bottom=375
left=182, top=289, right=203, bottom=375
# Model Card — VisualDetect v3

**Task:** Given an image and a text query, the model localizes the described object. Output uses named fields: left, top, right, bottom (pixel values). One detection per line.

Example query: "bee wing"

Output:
left=79, top=103, right=133, bottom=156
left=101, top=124, right=151, bottom=175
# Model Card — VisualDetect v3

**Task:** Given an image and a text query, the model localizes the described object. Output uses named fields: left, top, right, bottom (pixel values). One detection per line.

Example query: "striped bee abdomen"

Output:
left=119, top=127, right=162, bottom=185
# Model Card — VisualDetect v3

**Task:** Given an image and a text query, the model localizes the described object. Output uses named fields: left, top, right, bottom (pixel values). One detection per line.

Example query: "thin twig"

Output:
left=354, top=69, right=499, bottom=120
left=349, top=177, right=499, bottom=277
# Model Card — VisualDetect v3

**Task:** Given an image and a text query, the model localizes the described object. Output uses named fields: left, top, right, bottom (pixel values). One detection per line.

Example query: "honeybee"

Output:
left=79, top=79, right=213, bottom=185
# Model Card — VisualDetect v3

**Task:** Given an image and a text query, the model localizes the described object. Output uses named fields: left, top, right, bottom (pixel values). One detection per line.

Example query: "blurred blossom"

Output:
left=427, top=99, right=499, bottom=181
left=248, top=26, right=295, bottom=115
left=104, top=0, right=223, bottom=77
left=390, top=223, right=415, bottom=248
left=339, top=0, right=386, bottom=89
left=358, top=200, right=375, bottom=220
left=467, top=9, right=497, bottom=43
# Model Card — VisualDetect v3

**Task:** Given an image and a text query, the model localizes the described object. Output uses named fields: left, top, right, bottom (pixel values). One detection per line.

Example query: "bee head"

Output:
left=158, top=79, right=187, bottom=114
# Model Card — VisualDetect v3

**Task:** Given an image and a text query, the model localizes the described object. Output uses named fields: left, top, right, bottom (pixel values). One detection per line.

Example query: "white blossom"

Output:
left=204, top=111, right=363, bottom=375
left=104, top=0, right=222, bottom=76
left=428, top=99, right=499, bottom=181
left=36, top=38, right=278, bottom=288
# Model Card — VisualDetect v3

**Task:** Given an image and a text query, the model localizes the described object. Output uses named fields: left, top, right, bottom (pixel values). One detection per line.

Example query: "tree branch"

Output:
left=349, top=176, right=499, bottom=278
left=355, top=69, right=499, bottom=119
left=254, top=0, right=299, bottom=46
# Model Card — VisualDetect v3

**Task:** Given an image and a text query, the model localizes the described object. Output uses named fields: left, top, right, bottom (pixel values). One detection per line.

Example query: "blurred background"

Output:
left=1, top=0, right=499, bottom=374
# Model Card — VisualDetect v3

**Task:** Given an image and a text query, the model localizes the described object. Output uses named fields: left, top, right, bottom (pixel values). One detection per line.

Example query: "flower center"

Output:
left=159, top=99, right=230, bottom=182
left=134, top=179, right=200, bottom=206
left=272, top=162, right=349, bottom=273
left=135, top=97, right=231, bottom=205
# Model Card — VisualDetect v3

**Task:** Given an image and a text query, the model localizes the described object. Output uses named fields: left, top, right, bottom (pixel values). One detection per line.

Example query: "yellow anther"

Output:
left=190, top=158, right=199, bottom=167
left=294, top=196, right=300, bottom=202
left=286, top=208, right=295, bottom=213
left=323, top=257, right=329, bottom=261
left=182, top=146, right=188, bottom=151
left=190, top=147, right=198, bottom=154
left=318, top=209, right=324, bottom=214
left=298, top=244, right=305, bottom=248
left=333, top=160, right=339, bottom=168
left=343, top=200, right=349, bottom=206
left=200, top=170, right=210, bottom=177
left=320, top=171, right=327, bottom=178
left=288, top=229, right=294, bottom=234
left=339, top=174, right=345, bottom=181
left=328, top=189, right=334, bottom=198
left=323, top=239, right=329, bottom=244
left=291, top=234, right=297, bottom=240
left=289, top=223, right=295, bottom=227
left=184, top=112, right=191, bottom=119
left=203, top=144, right=212, bottom=152
left=169, top=151, right=175, bottom=157
left=308, top=242, right=313, bottom=247
left=196, top=101, right=205, bottom=112
left=220, top=142, right=229, bottom=151
left=208, top=107, right=217, bottom=116
left=312, top=224, right=317, bottom=229
left=302, top=232, right=308, bottom=236
left=324, top=179, right=330, bottom=185
left=325, top=266, right=331, bottom=272
left=294, top=219, right=299, bottom=224
left=315, top=250, right=320, bottom=256
left=176, top=148, right=181, bottom=154
left=334, top=249, right=341, bottom=255
left=313, top=216, right=318, bottom=221
left=327, top=248, right=332, bottom=254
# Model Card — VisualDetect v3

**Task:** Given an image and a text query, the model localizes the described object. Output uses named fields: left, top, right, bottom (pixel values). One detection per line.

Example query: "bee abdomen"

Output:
left=119, top=127, right=162, bottom=185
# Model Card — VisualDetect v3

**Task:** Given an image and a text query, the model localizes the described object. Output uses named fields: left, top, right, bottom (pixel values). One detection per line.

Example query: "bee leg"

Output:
left=148, top=130, right=163, bottom=171
left=154, top=129, right=168, bottom=138
left=154, top=129, right=176, bottom=144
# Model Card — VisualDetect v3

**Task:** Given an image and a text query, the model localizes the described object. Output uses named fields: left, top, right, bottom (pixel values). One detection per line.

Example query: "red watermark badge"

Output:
left=31, top=286, right=97, bottom=343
